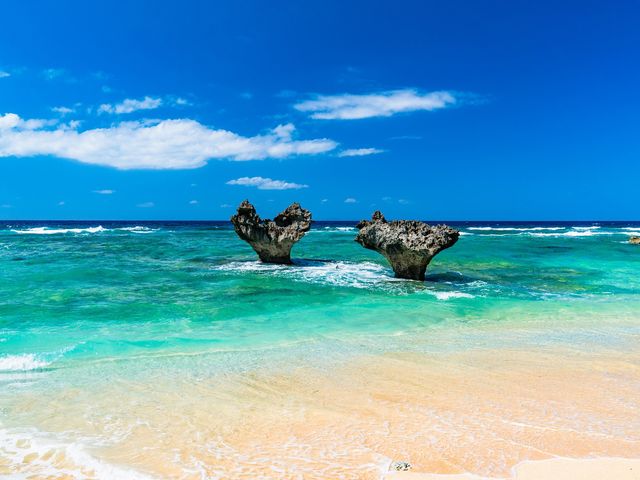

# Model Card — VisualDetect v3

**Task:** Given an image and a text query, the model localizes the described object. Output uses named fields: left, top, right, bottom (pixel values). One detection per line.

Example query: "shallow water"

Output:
left=1, top=221, right=639, bottom=478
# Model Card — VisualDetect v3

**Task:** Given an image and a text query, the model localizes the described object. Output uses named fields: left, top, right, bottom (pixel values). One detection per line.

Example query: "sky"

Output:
left=1, top=0, right=639, bottom=221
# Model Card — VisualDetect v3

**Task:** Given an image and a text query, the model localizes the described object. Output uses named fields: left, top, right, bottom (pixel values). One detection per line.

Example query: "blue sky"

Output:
left=1, top=0, right=639, bottom=220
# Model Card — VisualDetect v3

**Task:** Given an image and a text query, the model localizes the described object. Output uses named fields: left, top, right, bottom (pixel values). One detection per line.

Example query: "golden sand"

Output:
left=2, top=344, right=640, bottom=479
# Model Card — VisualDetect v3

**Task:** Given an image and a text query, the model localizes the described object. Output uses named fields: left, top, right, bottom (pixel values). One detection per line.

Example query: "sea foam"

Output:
left=10, top=226, right=157, bottom=235
left=467, top=226, right=565, bottom=231
left=431, top=291, right=475, bottom=300
left=214, top=260, right=477, bottom=299
left=0, top=427, right=158, bottom=480
left=0, top=353, right=50, bottom=371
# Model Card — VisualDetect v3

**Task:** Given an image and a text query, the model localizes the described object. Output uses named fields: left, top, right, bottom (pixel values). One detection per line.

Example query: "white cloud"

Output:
left=99, top=96, right=163, bottom=114
left=321, top=198, right=328, bottom=203
left=93, top=189, right=114, bottom=195
left=1, top=204, right=12, bottom=208
left=294, top=89, right=456, bottom=120
left=0, top=71, right=10, bottom=79
left=338, top=147, right=384, bottom=157
left=0, top=114, right=337, bottom=170
left=344, top=197, right=357, bottom=203
left=220, top=203, right=232, bottom=208
left=227, top=176, right=308, bottom=190
left=173, top=97, right=191, bottom=106
left=52, top=106, right=74, bottom=115
left=0, top=113, right=57, bottom=131
left=137, top=202, right=154, bottom=208
left=57, top=201, right=65, bottom=206
left=189, top=200, right=198, bottom=204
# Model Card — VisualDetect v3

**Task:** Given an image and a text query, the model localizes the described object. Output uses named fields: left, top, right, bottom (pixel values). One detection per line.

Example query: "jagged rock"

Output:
left=630, top=236, right=640, bottom=245
left=355, top=211, right=459, bottom=280
left=230, top=200, right=311, bottom=264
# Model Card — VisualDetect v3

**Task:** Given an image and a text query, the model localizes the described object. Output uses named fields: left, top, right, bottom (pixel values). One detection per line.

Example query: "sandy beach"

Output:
left=386, top=457, right=640, bottom=479
left=3, top=319, right=639, bottom=478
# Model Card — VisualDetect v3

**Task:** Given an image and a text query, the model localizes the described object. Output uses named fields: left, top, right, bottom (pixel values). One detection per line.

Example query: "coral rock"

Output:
left=230, top=200, right=311, bottom=264
left=355, top=211, right=459, bottom=280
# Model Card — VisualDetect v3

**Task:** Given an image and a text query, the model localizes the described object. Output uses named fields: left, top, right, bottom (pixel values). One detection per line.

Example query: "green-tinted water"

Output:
left=2, top=221, right=640, bottom=478
left=1, top=222, right=640, bottom=371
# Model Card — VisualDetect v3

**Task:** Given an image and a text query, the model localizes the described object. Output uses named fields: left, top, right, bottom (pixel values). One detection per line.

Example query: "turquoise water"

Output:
left=2, top=220, right=640, bottom=478
left=2, top=221, right=640, bottom=375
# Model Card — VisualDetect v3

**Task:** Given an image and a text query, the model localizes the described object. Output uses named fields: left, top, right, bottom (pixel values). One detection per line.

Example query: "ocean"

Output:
left=1, top=220, right=640, bottom=479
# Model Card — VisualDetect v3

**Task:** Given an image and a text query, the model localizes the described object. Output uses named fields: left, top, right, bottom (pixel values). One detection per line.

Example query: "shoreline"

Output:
left=3, top=342, right=639, bottom=479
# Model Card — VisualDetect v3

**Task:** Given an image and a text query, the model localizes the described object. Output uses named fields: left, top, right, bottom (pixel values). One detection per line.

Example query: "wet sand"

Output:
left=2, top=340, right=639, bottom=479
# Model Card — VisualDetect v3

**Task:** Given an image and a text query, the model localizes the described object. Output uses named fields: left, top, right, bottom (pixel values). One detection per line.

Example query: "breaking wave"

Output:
left=213, top=260, right=476, bottom=300
left=467, top=226, right=565, bottom=232
left=0, top=353, right=50, bottom=371
left=10, top=226, right=158, bottom=235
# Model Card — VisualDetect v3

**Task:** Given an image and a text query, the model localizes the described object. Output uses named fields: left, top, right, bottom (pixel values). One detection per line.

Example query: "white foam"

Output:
left=0, top=427, right=158, bottom=480
left=467, top=226, right=565, bottom=232
left=11, top=226, right=108, bottom=235
left=527, top=230, right=613, bottom=238
left=431, top=291, right=475, bottom=300
left=10, top=225, right=158, bottom=235
left=214, top=260, right=399, bottom=289
left=311, top=226, right=356, bottom=233
left=213, top=260, right=481, bottom=299
left=117, top=226, right=158, bottom=233
left=0, top=353, right=50, bottom=371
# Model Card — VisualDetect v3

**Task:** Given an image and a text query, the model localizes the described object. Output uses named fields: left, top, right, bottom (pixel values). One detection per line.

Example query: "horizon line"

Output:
left=2, top=218, right=640, bottom=223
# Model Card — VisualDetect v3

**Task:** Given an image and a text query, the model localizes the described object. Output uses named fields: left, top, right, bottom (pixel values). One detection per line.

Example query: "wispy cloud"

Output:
left=227, top=176, right=308, bottom=190
left=137, top=201, right=154, bottom=208
left=98, top=96, right=192, bottom=114
left=344, top=197, right=357, bottom=203
left=0, top=71, right=10, bottom=79
left=173, top=97, right=191, bottom=106
left=338, top=147, right=384, bottom=157
left=0, top=114, right=337, bottom=169
left=99, top=96, right=163, bottom=114
left=189, top=200, right=198, bottom=204
left=93, top=189, right=114, bottom=195
left=227, top=177, right=309, bottom=191
left=52, top=106, right=74, bottom=115
left=382, top=196, right=410, bottom=205
left=294, top=89, right=456, bottom=120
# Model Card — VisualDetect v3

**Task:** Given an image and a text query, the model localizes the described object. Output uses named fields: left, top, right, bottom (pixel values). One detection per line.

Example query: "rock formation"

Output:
left=355, top=211, right=459, bottom=280
left=230, top=200, right=312, bottom=264
left=630, top=236, right=640, bottom=245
